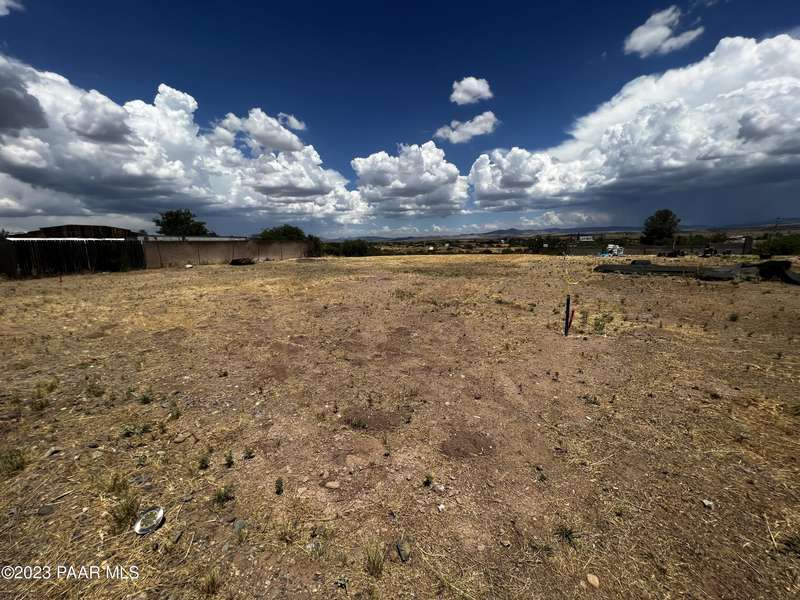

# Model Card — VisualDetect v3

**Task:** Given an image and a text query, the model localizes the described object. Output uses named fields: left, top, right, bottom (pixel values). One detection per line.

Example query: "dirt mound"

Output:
left=342, top=406, right=404, bottom=432
left=440, top=429, right=495, bottom=458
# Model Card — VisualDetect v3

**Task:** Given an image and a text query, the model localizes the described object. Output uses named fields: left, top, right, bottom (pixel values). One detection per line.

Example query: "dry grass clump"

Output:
left=109, top=494, right=140, bottom=533
left=213, top=485, right=234, bottom=506
left=0, top=448, right=26, bottom=478
left=198, top=569, right=221, bottom=595
left=364, top=540, right=386, bottom=578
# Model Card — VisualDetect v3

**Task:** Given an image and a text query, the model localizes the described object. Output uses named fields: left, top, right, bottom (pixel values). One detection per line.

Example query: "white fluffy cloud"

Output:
left=351, top=141, right=468, bottom=217
left=470, top=35, right=800, bottom=212
left=624, top=6, right=704, bottom=58
left=278, top=112, right=306, bottom=131
left=0, top=53, right=368, bottom=227
left=450, top=76, right=493, bottom=105
left=0, top=0, right=22, bottom=17
left=435, top=111, right=499, bottom=144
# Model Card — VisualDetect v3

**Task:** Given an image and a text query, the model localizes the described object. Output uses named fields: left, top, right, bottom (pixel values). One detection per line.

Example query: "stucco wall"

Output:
left=143, top=240, right=309, bottom=268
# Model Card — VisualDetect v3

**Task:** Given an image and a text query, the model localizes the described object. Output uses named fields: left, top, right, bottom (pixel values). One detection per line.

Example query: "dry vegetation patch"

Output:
left=0, top=254, right=798, bottom=599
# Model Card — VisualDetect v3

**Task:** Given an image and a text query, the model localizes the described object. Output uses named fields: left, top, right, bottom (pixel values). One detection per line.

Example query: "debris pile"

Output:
left=594, top=260, right=800, bottom=285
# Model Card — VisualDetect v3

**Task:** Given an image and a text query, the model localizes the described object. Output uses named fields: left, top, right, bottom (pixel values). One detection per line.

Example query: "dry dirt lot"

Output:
left=1, top=254, right=799, bottom=600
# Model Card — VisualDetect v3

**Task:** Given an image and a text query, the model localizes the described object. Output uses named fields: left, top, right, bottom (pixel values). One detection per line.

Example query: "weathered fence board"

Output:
left=0, top=240, right=145, bottom=278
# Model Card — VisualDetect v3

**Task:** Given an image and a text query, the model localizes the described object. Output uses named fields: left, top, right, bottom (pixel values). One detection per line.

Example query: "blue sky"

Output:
left=0, top=0, right=799, bottom=236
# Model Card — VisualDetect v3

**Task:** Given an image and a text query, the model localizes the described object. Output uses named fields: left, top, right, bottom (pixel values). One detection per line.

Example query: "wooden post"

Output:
left=564, top=295, right=571, bottom=336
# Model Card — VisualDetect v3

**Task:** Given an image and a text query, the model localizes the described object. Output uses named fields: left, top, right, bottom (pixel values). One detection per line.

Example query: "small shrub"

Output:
left=35, top=378, right=58, bottom=398
left=364, top=541, right=385, bottom=578
left=0, top=448, right=26, bottom=478
left=198, top=570, right=221, bottom=595
left=102, top=472, right=129, bottom=496
left=309, top=524, right=335, bottom=558
left=110, top=495, right=140, bottom=533
left=137, top=391, right=153, bottom=405
left=224, top=450, right=234, bottom=468
left=275, top=477, right=284, bottom=495
left=243, top=446, right=255, bottom=460
left=30, top=397, right=48, bottom=412
left=592, top=312, right=614, bottom=335
left=120, top=423, right=151, bottom=438
left=277, top=518, right=300, bottom=543
left=198, top=453, right=210, bottom=470
left=236, top=525, right=249, bottom=544
left=344, top=412, right=368, bottom=429
left=213, top=485, right=234, bottom=506
left=422, top=473, right=434, bottom=487
left=85, top=378, right=105, bottom=398
left=168, top=401, right=181, bottom=420
left=555, top=524, right=580, bottom=547
left=728, top=313, right=739, bottom=322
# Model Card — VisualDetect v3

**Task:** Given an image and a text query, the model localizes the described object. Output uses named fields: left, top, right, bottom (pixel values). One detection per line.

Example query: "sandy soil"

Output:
left=1, top=254, right=799, bottom=599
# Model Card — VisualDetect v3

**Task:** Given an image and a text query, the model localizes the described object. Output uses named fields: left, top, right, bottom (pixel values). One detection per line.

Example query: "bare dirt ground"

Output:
left=1, top=254, right=799, bottom=600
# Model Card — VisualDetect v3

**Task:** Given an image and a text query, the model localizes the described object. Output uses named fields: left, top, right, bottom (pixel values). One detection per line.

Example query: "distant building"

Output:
left=10, top=224, right=139, bottom=239
left=578, top=235, right=594, bottom=242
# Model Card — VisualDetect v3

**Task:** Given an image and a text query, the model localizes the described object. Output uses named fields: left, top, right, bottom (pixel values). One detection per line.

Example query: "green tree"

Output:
left=306, top=235, right=323, bottom=257
left=340, top=239, right=370, bottom=256
left=259, top=224, right=307, bottom=241
left=754, top=234, right=800, bottom=256
left=153, top=209, right=213, bottom=236
left=641, top=209, right=680, bottom=244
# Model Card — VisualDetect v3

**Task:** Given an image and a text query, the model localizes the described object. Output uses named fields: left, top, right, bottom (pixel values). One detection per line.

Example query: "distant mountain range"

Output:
left=326, top=217, right=800, bottom=242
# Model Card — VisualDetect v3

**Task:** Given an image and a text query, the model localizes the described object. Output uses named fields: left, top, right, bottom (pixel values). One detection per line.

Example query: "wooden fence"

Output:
left=0, top=239, right=146, bottom=278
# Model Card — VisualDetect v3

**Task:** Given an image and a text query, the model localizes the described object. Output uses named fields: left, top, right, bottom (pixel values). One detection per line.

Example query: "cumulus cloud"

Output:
left=0, top=53, right=368, bottom=228
left=624, top=6, right=704, bottom=58
left=351, top=141, right=468, bottom=217
left=520, top=210, right=610, bottom=229
left=434, top=111, right=499, bottom=144
left=450, top=76, right=493, bottom=105
left=470, top=35, right=800, bottom=217
left=278, top=112, right=306, bottom=131
left=62, top=90, right=132, bottom=143
left=0, top=61, right=46, bottom=133
left=0, top=0, right=22, bottom=17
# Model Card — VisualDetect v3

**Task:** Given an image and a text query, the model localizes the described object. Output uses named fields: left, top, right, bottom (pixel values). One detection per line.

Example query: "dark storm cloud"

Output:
left=0, top=65, right=47, bottom=133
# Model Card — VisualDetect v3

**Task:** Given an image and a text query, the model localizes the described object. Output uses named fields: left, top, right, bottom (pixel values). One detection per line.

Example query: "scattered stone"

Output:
left=224, top=515, right=236, bottom=523
left=702, top=499, right=714, bottom=510
left=171, top=530, right=183, bottom=544
left=499, top=539, right=511, bottom=548
left=324, top=480, right=340, bottom=490
left=37, top=505, right=55, bottom=516
left=179, top=493, right=193, bottom=503
left=233, top=519, right=248, bottom=534
left=86, top=441, right=99, bottom=448
left=42, top=446, right=63, bottom=458
left=173, top=432, right=189, bottom=444
left=437, top=504, right=445, bottom=512
left=433, top=484, right=446, bottom=494
left=396, top=539, right=412, bottom=562
left=587, top=573, right=600, bottom=589
left=91, top=450, right=102, bottom=460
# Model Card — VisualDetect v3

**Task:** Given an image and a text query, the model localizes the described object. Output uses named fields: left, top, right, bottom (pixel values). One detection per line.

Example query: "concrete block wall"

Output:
left=143, top=240, right=309, bottom=268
